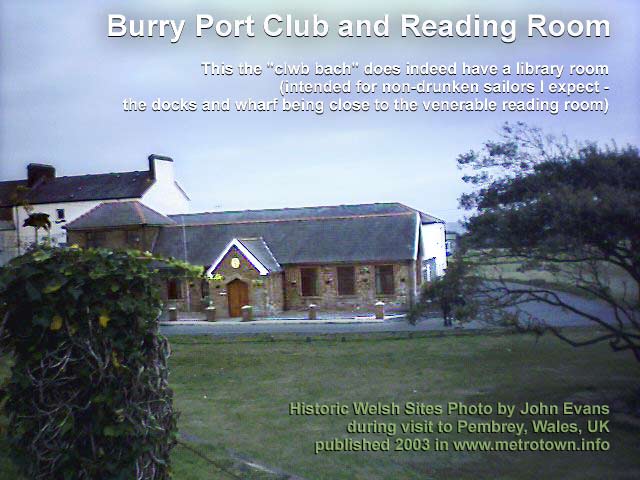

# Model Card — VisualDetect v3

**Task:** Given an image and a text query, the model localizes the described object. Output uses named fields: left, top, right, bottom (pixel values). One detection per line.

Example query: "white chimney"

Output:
left=148, top=154, right=175, bottom=184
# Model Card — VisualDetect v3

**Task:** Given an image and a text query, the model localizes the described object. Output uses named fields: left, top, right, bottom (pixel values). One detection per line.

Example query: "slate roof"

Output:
left=169, top=203, right=443, bottom=225
left=237, top=237, right=282, bottom=272
left=65, top=201, right=175, bottom=230
left=157, top=212, right=419, bottom=267
left=0, top=171, right=153, bottom=207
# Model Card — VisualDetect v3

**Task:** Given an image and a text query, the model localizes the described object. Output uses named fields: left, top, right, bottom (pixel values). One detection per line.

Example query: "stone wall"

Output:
left=208, top=245, right=280, bottom=317
left=283, top=262, right=416, bottom=312
left=67, top=226, right=160, bottom=252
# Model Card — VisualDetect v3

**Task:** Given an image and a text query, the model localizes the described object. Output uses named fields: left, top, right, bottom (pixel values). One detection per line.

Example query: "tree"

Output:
left=409, top=250, right=480, bottom=326
left=458, top=122, right=640, bottom=361
left=22, top=212, right=51, bottom=245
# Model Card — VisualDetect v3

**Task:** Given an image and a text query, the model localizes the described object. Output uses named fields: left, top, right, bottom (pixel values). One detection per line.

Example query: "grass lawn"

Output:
left=1, top=330, right=639, bottom=479
left=474, top=254, right=638, bottom=304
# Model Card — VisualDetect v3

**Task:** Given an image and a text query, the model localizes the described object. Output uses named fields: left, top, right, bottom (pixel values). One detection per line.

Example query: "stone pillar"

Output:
left=375, top=301, right=385, bottom=320
left=205, top=306, right=216, bottom=322
left=241, top=305, right=253, bottom=322
left=308, top=304, right=317, bottom=320
left=168, top=306, right=178, bottom=322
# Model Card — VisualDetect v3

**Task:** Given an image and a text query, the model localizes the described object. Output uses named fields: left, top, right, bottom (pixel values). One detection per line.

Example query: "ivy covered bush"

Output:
left=0, top=247, right=198, bottom=479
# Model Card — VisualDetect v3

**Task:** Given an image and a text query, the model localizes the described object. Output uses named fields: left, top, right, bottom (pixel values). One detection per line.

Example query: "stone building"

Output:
left=66, top=202, right=445, bottom=317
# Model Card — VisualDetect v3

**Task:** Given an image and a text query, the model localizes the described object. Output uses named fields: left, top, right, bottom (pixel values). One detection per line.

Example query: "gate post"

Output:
left=241, top=305, right=253, bottom=322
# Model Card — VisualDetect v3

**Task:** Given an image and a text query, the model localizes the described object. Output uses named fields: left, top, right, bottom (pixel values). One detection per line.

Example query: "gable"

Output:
left=206, top=239, right=274, bottom=277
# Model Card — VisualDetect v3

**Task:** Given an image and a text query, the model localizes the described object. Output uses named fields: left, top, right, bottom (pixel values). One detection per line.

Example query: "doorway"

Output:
left=227, top=279, right=249, bottom=317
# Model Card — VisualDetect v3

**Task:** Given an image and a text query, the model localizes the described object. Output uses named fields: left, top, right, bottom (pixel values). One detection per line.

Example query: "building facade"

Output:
left=67, top=202, right=446, bottom=317
left=0, top=155, right=189, bottom=264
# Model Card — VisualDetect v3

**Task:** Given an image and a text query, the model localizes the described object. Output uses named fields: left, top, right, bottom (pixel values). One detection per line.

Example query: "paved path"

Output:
left=160, top=287, right=619, bottom=337
left=490, top=282, right=618, bottom=328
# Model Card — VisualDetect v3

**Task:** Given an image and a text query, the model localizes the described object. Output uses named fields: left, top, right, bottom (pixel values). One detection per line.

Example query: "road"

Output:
left=160, top=287, right=618, bottom=336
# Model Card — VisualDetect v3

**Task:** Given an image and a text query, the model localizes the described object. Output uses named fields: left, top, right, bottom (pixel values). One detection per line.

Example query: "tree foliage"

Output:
left=459, top=122, right=640, bottom=361
left=409, top=251, right=480, bottom=326
left=22, top=212, right=51, bottom=244
left=0, top=246, right=200, bottom=479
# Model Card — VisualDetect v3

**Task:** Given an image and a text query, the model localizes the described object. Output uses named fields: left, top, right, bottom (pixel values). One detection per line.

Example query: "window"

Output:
left=300, top=267, right=318, bottom=297
left=167, top=279, right=182, bottom=300
left=0, top=207, right=12, bottom=221
left=56, top=209, right=65, bottom=221
left=86, top=231, right=107, bottom=248
left=375, top=265, right=395, bottom=295
left=201, top=279, right=210, bottom=299
left=337, top=266, right=356, bottom=295
left=126, top=230, right=141, bottom=246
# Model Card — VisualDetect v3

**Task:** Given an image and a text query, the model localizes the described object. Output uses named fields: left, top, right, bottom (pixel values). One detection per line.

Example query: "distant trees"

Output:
left=458, top=122, right=640, bottom=361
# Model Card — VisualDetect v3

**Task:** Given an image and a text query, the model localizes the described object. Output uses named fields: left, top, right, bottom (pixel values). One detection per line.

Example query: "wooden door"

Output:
left=227, top=279, right=249, bottom=317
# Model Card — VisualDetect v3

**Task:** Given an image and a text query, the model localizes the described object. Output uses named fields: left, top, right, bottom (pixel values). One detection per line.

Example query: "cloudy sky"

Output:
left=1, top=1, right=638, bottom=221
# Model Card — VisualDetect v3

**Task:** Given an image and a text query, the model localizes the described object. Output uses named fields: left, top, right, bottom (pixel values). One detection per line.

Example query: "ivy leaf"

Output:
left=44, top=282, right=64, bottom=294
left=111, top=351, right=121, bottom=369
left=99, top=312, right=110, bottom=328
left=50, top=315, right=63, bottom=331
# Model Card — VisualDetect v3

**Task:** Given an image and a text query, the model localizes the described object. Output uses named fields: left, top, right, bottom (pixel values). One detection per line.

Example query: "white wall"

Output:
left=0, top=229, right=18, bottom=265
left=10, top=157, right=191, bottom=253
left=12, top=198, right=137, bottom=251
left=421, top=222, right=447, bottom=276
left=141, top=157, right=190, bottom=215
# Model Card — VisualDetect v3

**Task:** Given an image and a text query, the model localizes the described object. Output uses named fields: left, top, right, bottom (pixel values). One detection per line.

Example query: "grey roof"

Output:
left=157, top=212, right=419, bottom=266
left=169, top=202, right=443, bottom=225
left=65, top=201, right=175, bottom=230
left=0, top=171, right=153, bottom=207
left=236, top=238, right=282, bottom=272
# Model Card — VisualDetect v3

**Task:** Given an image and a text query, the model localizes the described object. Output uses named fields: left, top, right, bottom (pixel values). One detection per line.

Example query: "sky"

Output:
left=1, top=1, right=639, bottom=221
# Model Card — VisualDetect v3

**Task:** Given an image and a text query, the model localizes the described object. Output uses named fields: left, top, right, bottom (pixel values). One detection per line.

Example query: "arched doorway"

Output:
left=227, top=279, right=249, bottom=317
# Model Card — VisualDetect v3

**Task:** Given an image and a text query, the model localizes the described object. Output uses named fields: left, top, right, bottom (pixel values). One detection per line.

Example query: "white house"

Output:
left=0, top=154, right=189, bottom=264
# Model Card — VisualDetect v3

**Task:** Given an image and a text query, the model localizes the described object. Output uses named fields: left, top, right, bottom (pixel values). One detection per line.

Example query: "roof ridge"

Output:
left=169, top=202, right=406, bottom=218
left=47, top=170, right=148, bottom=180
left=62, top=202, right=105, bottom=230
left=132, top=201, right=146, bottom=223
left=255, top=236, right=281, bottom=270
left=162, top=211, right=414, bottom=227
left=135, top=201, right=176, bottom=224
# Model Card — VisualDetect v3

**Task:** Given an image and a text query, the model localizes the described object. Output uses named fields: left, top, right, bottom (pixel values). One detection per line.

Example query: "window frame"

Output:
left=375, top=265, right=395, bottom=296
left=300, top=267, right=319, bottom=297
left=167, top=278, right=183, bottom=300
left=126, top=229, right=141, bottom=247
left=201, top=279, right=210, bottom=299
left=336, top=265, right=356, bottom=296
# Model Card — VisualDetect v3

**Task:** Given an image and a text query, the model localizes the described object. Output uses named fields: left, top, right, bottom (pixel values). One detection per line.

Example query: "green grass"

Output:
left=474, top=255, right=638, bottom=304
left=2, top=331, right=640, bottom=479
